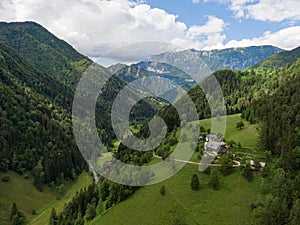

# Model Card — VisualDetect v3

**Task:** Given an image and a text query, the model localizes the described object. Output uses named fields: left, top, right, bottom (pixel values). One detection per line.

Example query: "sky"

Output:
left=0, top=0, right=300, bottom=66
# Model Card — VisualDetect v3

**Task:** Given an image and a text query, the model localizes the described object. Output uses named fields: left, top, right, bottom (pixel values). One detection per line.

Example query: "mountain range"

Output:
left=109, top=45, right=283, bottom=88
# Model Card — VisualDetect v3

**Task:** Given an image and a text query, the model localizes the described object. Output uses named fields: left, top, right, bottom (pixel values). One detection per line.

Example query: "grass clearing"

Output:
left=28, top=172, right=93, bottom=225
left=200, top=114, right=260, bottom=150
left=0, top=171, right=93, bottom=225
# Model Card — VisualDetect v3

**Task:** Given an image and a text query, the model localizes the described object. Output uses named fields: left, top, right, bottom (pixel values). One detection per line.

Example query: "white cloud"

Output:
left=208, top=0, right=300, bottom=22
left=246, top=0, right=300, bottom=22
left=0, top=0, right=227, bottom=64
left=192, top=0, right=200, bottom=4
left=224, top=26, right=300, bottom=50
left=187, top=16, right=227, bottom=49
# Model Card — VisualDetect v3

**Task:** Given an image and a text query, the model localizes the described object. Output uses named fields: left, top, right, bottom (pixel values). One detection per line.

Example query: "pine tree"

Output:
left=12, top=214, right=23, bottom=225
left=48, top=208, right=58, bottom=225
left=209, top=169, right=220, bottom=190
left=10, top=203, right=18, bottom=220
left=10, top=203, right=24, bottom=225
left=190, top=174, right=200, bottom=190
left=85, top=203, right=96, bottom=221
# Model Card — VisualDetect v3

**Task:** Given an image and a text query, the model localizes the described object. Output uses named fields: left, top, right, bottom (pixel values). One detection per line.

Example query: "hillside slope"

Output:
left=253, top=46, right=300, bottom=69
left=0, top=42, right=87, bottom=184
left=0, top=22, right=91, bottom=90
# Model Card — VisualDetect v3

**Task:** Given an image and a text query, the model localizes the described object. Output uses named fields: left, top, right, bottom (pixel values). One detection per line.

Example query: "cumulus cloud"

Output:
left=192, top=0, right=200, bottom=4
left=246, top=0, right=300, bottom=22
left=224, top=26, right=300, bottom=50
left=187, top=16, right=227, bottom=49
left=208, top=0, right=300, bottom=22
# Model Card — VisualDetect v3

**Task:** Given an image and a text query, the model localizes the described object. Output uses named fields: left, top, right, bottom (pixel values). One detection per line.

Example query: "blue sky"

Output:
left=0, top=0, right=299, bottom=65
left=145, top=0, right=300, bottom=44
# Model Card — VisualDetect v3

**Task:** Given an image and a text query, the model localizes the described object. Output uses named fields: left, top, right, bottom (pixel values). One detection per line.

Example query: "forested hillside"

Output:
left=0, top=22, right=91, bottom=91
left=254, top=46, right=300, bottom=69
left=0, top=22, right=124, bottom=225
left=0, top=42, right=87, bottom=190
left=249, top=58, right=300, bottom=225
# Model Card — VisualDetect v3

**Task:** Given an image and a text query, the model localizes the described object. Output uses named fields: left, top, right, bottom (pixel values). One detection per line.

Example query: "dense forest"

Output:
left=0, top=42, right=87, bottom=190
left=249, top=59, right=300, bottom=225
left=0, top=22, right=127, bottom=192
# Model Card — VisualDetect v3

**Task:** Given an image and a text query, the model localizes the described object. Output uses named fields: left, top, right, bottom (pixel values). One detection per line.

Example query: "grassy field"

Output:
left=200, top=114, right=260, bottom=150
left=0, top=171, right=93, bottom=225
left=89, top=165, right=262, bottom=225
left=88, top=114, right=263, bottom=225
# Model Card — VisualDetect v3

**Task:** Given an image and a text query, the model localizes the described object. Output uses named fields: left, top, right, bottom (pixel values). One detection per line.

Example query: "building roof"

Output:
left=205, top=141, right=226, bottom=152
left=206, top=134, right=218, bottom=142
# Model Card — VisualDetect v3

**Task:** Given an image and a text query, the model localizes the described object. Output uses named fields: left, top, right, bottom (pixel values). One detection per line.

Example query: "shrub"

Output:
left=2, top=175, right=10, bottom=182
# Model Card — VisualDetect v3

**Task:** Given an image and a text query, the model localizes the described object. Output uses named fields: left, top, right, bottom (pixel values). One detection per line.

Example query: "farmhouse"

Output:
left=204, top=134, right=227, bottom=154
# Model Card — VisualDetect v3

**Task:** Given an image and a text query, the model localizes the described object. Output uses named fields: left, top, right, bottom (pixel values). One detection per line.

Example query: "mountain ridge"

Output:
left=149, top=45, right=283, bottom=71
left=0, top=21, right=91, bottom=90
left=253, top=46, right=300, bottom=69
left=110, top=45, right=283, bottom=88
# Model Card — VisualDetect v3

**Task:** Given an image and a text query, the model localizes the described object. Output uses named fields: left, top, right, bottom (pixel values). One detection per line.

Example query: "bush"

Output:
left=241, top=164, right=253, bottom=181
left=2, top=175, right=10, bottom=182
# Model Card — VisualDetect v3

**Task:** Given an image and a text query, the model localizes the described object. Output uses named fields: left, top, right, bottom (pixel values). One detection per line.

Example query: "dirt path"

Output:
left=153, top=154, right=242, bottom=167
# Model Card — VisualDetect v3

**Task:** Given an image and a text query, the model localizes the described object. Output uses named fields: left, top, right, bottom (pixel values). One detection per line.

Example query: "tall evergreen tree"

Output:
left=191, top=174, right=200, bottom=190
left=10, top=203, right=18, bottom=220
left=85, top=203, right=96, bottom=221
left=48, top=208, right=58, bottom=225
left=209, top=169, right=220, bottom=190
